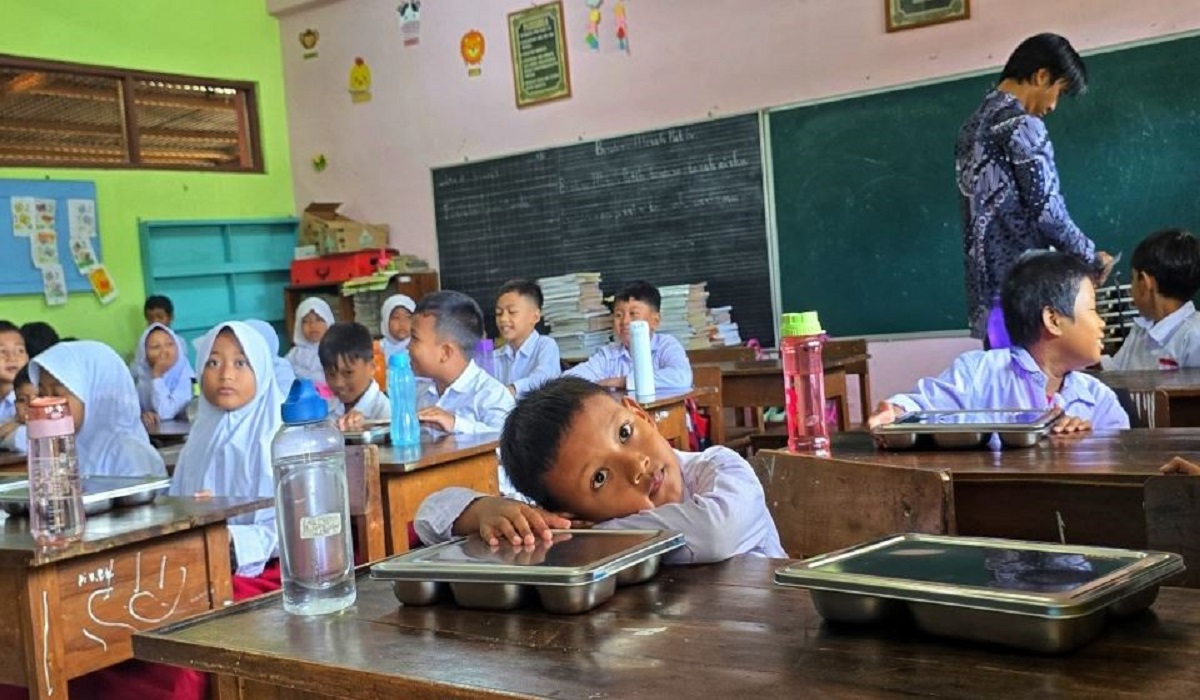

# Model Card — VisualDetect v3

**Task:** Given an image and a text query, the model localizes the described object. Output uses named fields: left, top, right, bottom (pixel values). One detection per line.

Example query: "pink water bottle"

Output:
left=780, top=312, right=829, bottom=456
left=27, top=397, right=85, bottom=545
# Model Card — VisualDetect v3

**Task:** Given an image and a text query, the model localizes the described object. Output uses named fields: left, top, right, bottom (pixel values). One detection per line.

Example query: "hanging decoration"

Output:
left=299, top=29, right=320, bottom=60
left=348, top=57, right=372, bottom=103
left=397, top=2, right=421, bottom=47
left=461, top=30, right=486, bottom=77
left=312, top=154, right=328, bottom=172
left=615, top=1, right=629, bottom=54
left=585, top=0, right=602, bottom=51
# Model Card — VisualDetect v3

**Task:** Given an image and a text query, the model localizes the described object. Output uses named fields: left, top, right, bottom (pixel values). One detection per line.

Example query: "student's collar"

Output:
left=1009, top=346, right=1098, bottom=405
left=501, top=330, right=539, bottom=359
left=444, top=360, right=481, bottom=396
left=345, top=379, right=377, bottom=410
left=1137, top=301, right=1196, bottom=344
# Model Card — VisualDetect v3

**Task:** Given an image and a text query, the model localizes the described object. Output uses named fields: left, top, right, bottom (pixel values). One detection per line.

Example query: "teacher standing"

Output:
left=956, top=33, right=1112, bottom=346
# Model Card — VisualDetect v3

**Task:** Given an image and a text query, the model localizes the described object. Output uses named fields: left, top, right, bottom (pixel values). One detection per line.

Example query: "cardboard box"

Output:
left=299, top=202, right=391, bottom=254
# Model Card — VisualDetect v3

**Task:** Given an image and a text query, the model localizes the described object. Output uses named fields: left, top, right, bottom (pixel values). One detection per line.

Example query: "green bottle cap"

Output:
left=780, top=311, right=823, bottom=337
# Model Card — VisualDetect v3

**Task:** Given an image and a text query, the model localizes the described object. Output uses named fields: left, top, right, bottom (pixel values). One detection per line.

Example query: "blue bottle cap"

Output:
left=387, top=351, right=411, bottom=369
left=280, top=378, right=329, bottom=424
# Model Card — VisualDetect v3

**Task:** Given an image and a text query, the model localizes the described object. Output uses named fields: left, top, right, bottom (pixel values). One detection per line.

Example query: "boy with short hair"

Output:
left=319, top=321, right=390, bottom=430
left=0, top=366, right=34, bottom=453
left=415, top=376, right=785, bottom=564
left=144, top=294, right=175, bottom=327
left=1103, top=228, right=1200, bottom=370
left=0, top=320, right=27, bottom=429
left=871, top=251, right=1129, bottom=433
left=565, top=281, right=692, bottom=391
left=410, top=290, right=515, bottom=434
left=492, top=279, right=560, bottom=397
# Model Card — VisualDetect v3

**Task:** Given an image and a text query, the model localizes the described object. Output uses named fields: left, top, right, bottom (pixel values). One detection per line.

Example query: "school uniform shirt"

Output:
left=0, top=390, right=14, bottom=425
left=491, top=331, right=561, bottom=397
left=0, top=424, right=25, bottom=454
left=331, top=379, right=391, bottom=421
left=246, top=318, right=297, bottom=394
left=887, top=347, right=1130, bottom=431
left=132, top=323, right=195, bottom=421
left=564, top=333, right=693, bottom=391
left=379, top=294, right=416, bottom=362
left=421, top=360, right=515, bottom=434
left=29, top=341, right=167, bottom=478
left=1103, top=302, right=1200, bottom=371
left=170, top=322, right=283, bottom=577
left=285, top=297, right=335, bottom=385
left=415, top=445, right=787, bottom=564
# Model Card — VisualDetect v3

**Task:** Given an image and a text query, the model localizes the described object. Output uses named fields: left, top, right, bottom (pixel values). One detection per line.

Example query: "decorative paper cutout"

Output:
left=68, top=198, right=96, bottom=239
left=615, top=0, right=629, bottom=54
left=42, top=264, right=68, bottom=306
left=300, top=29, right=320, bottom=59
left=461, top=30, right=485, bottom=77
left=398, top=2, right=421, bottom=47
left=69, top=236, right=98, bottom=273
left=349, top=57, right=372, bottom=103
left=312, top=154, right=328, bottom=172
left=586, top=0, right=602, bottom=51
left=87, top=265, right=119, bottom=304
left=11, top=197, right=34, bottom=237
left=31, top=229, right=58, bottom=269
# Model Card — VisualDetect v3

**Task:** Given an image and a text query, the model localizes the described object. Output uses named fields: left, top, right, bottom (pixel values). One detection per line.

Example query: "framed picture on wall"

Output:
left=885, top=0, right=970, bottom=33
left=508, top=1, right=572, bottom=109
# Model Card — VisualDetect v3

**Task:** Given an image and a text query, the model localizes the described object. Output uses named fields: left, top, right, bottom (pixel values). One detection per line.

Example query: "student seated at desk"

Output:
left=320, top=321, right=390, bottom=430
left=20, top=320, right=59, bottom=358
left=491, top=278, right=560, bottom=397
left=0, top=320, right=26, bottom=428
left=132, top=322, right=195, bottom=429
left=0, top=366, right=33, bottom=453
left=30, top=341, right=167, bottom=477
left=409, top=290, right=515, bottom=434
left=415, top=376, right=785, bottom=564
left=565, top=281, right=693, bottom=391
left=870, top=251, right=1129, bottom=433
left=286, top=296, right=334, bottom=387
left=1103, top=228, right=1200, bottom=370
left=379, top=293, right=416, bottom=361
left=143, top=293, right=174, bottom=327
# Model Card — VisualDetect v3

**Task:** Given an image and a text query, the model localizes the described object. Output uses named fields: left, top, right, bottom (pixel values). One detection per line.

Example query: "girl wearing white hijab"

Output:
left=29, top=341, right=166, bottom=478
left=379, top=294, right=416, bottom=360
left=285, top=297, right=334, bottom=387
left=245, top=318, right=297, bottom=395
left=132, top=322, right=195, bottom=428
left=171, top=322, right=283, bottom=577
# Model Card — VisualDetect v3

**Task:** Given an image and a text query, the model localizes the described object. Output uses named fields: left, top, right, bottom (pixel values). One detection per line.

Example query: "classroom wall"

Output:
left=273, top=0, right=1200, bottom=401
left=1, top=0, right=296, bottom=356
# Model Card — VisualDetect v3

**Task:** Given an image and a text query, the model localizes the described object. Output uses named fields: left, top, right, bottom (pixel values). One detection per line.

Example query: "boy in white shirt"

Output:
left=320, top=322, right=391, bottom=430
left=410, top=291, right=515, bottom=434
left=492, top=279, right=560, bottom=397
left=1104, top=228, right=1200, bottom=370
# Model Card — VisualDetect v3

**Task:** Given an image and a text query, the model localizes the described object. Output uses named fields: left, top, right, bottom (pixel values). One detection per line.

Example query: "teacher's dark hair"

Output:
left=1000, top=33, right=1088, bottom=96
left=1001, top=250, right=1101, bottom=349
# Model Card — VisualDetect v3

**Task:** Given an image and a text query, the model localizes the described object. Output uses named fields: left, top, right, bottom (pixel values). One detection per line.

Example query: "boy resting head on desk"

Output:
left=1103, top=228, right=1200, bottom=371
left=870, top=250, right=1130, bottom=434
left=414, top=376, right=786, bottom=564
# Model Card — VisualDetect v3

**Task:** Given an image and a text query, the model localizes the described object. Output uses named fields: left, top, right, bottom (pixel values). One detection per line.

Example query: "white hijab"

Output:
left=171, top=322, right=283, bottom=501
left=246, top=318, right=296, bottom=396
left=288, top=297, right=335, bottom=384
left=30, top=341, right=166, bottom=478
left=132, top=322, right=195, bottom=413
left=380, top=294, right=415, bottom=359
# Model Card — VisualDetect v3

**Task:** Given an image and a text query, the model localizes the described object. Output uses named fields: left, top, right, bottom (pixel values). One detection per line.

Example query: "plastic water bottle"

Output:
left=272, top=379, right=356, bottom=615
left=476, top=338, right=495, bottom=377
left=387, top=352, right=421, bottom=458
left=629, top=320, right=656, bottom=401
left=27, top=397, right=85, bottom=546
left=780, top=311, right=830, bottom=456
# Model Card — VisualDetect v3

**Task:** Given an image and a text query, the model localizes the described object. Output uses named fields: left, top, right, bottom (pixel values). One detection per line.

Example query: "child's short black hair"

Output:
left=12, top=365, right=31, bottom=389
left=500, top=377, right=612, bottom=510
left=1000, top=33, right=1088, bottom=96
left=497, top=278, right=544, bottom=309
left=414, top=290, right=485, bottom=357
left=614, top=281, right=661, bottom=313
left=144, top=294, right=174, bottom=316
left=317, top=322, right=374, bottom=369
left=20, top=321, right=59, bottom=359
left=1001, top=251, right=1102, bottom=349
left=1131, top=228, right=1200, bottom=302
left=0, top=320, right=19, bottom=335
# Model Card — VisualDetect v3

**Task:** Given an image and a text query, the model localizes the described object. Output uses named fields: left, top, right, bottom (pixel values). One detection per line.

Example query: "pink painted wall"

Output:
left=272, top=0, right=1200, bottom=406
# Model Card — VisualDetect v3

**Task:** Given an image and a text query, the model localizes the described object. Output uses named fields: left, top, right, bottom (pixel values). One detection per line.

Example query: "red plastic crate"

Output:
left=290, top=249, right=396, bottom=286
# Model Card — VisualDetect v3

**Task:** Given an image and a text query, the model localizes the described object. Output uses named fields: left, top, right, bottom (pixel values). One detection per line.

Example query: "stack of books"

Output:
left=657, top=283, right=712, bottom=350
left=706, top=305, right=743, bottom=347
left=539, top=272, right=613, bottom=357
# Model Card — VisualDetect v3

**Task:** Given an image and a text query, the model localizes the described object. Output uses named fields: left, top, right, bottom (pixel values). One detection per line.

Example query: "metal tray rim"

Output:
left=371, top=529, right=685, bottom=585
left=0, top=476, right=171, bottom=506
left=871, top=408, right=1060, bottom=435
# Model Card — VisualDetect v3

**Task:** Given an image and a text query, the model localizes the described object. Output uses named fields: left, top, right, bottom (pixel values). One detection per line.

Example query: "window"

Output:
left=0, top=55, right=263, bottom=172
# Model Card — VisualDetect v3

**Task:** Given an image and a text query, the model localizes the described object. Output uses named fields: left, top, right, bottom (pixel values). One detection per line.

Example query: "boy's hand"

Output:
left=141, top=411, right=160, bottom=430
left=1160, top=457, right=1200, bottom=475
left=337, top=410, right=365, bottom=432
left=418, top=406, right=456, bottom=432
left=1051, top=415, right=1092, bottom=434
left=867, top=402, right=905, bottom=430
left=598, top=377, right=627, bottom=389
left=454, top=496, right=571, bottom=546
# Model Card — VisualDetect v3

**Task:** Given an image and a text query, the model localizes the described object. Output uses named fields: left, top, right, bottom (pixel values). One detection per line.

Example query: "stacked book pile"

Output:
left=657, top=283, right=711, bottom=350
left=706, top=305, right=743, bottom=347
left=539, top=272, right=613, bottom=357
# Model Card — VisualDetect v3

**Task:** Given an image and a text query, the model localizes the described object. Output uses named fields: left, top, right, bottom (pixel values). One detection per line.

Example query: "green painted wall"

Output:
left=1, top=0, right=295, bottom=356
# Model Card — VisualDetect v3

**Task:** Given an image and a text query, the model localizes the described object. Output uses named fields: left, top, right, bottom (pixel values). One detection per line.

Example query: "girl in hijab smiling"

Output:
left=132, top=322, right=195, bottom=428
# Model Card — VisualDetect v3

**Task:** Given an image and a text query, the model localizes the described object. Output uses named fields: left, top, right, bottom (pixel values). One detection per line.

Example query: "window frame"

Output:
left=0, top=53, right=265, bottom=173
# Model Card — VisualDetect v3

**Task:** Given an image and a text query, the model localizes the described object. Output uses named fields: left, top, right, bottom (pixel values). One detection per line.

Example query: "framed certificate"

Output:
left=508, top=1, right=572, bottom=109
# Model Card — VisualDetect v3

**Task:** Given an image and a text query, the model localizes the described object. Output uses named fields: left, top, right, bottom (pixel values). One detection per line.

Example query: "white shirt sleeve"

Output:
left=512, top=337, right=562, bottom=396
left=654, top=335, right=694, bottom=389
left=151, top=377, right=192, bottom=421
left=452, top=384, right=515, bottom=434
left=413, top=487, right=484, bottom=545
left=229, top=506, right=279, bottom=577
left=564, top=349, right=613, bottom=383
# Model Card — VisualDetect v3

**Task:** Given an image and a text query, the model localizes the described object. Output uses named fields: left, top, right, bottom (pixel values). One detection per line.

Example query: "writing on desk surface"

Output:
left=67, top=549, right=192, bottom=652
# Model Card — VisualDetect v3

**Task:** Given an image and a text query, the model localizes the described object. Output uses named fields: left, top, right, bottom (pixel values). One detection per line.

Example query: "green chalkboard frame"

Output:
left=768, top=33, right=1200, bottom=337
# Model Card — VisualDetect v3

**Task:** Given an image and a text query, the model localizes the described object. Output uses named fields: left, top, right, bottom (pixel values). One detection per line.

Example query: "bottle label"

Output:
left=299, top=512, right=343, bottom=539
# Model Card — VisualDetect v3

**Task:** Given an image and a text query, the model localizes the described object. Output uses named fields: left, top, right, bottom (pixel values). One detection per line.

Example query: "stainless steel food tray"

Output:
left=371, top=529, right=684, bottom=614
left=343, top=426, right=389, bottom=444
left=775, top=534, right=1184, bottom=653
left=0, top=475, right=171, bottom=516
left=871, top=408, right=1060, bottom=450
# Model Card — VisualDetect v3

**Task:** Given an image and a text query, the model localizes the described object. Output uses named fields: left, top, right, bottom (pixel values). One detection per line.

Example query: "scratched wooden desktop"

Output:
left=134, top=556, right=1200, bottom=699
left=0, top=495, right=268, bottom=700
left=1096, top=368, right=1200, bottom=426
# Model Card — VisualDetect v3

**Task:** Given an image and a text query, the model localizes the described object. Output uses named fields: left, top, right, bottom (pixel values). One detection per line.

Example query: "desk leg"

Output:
left=382, top=455, right=500, bottom=555
left=203, top=524, right=234, bottom=609
left=17, top=567, right=67, bottom=700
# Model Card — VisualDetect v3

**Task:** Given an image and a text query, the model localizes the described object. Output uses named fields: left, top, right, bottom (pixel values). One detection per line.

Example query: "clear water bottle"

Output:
left=780, top=311, right=830, bottom=456
left=629, top=319, right=656, bottom=401
left=272, top=379, right=356, bottom=615
left=387, top=352, right=421, bottom=460
left=27, top=397, right=85, bottom=546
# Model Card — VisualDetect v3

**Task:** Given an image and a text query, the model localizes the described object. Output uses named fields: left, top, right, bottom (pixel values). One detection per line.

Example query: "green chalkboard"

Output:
left=770, top=34, right=1200, bottom=336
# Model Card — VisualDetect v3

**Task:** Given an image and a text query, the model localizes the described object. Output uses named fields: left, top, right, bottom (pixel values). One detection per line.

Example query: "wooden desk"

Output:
left=0, top=496, right=268, bottom=700
left=1098, top=368, right=1200, bottom=426
left=147, top=419, right=190, bottom=448
left=705, top=357, right=860, bottom=431
left=134, top=556, right=1200, bottom=700
left=0, top=450, right=24, bottom=471
left=377, top=434, right=501, bottom=555
left=756, top=430, right=1196, bottom=558
left=632, top=387, right=705, bottom=449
